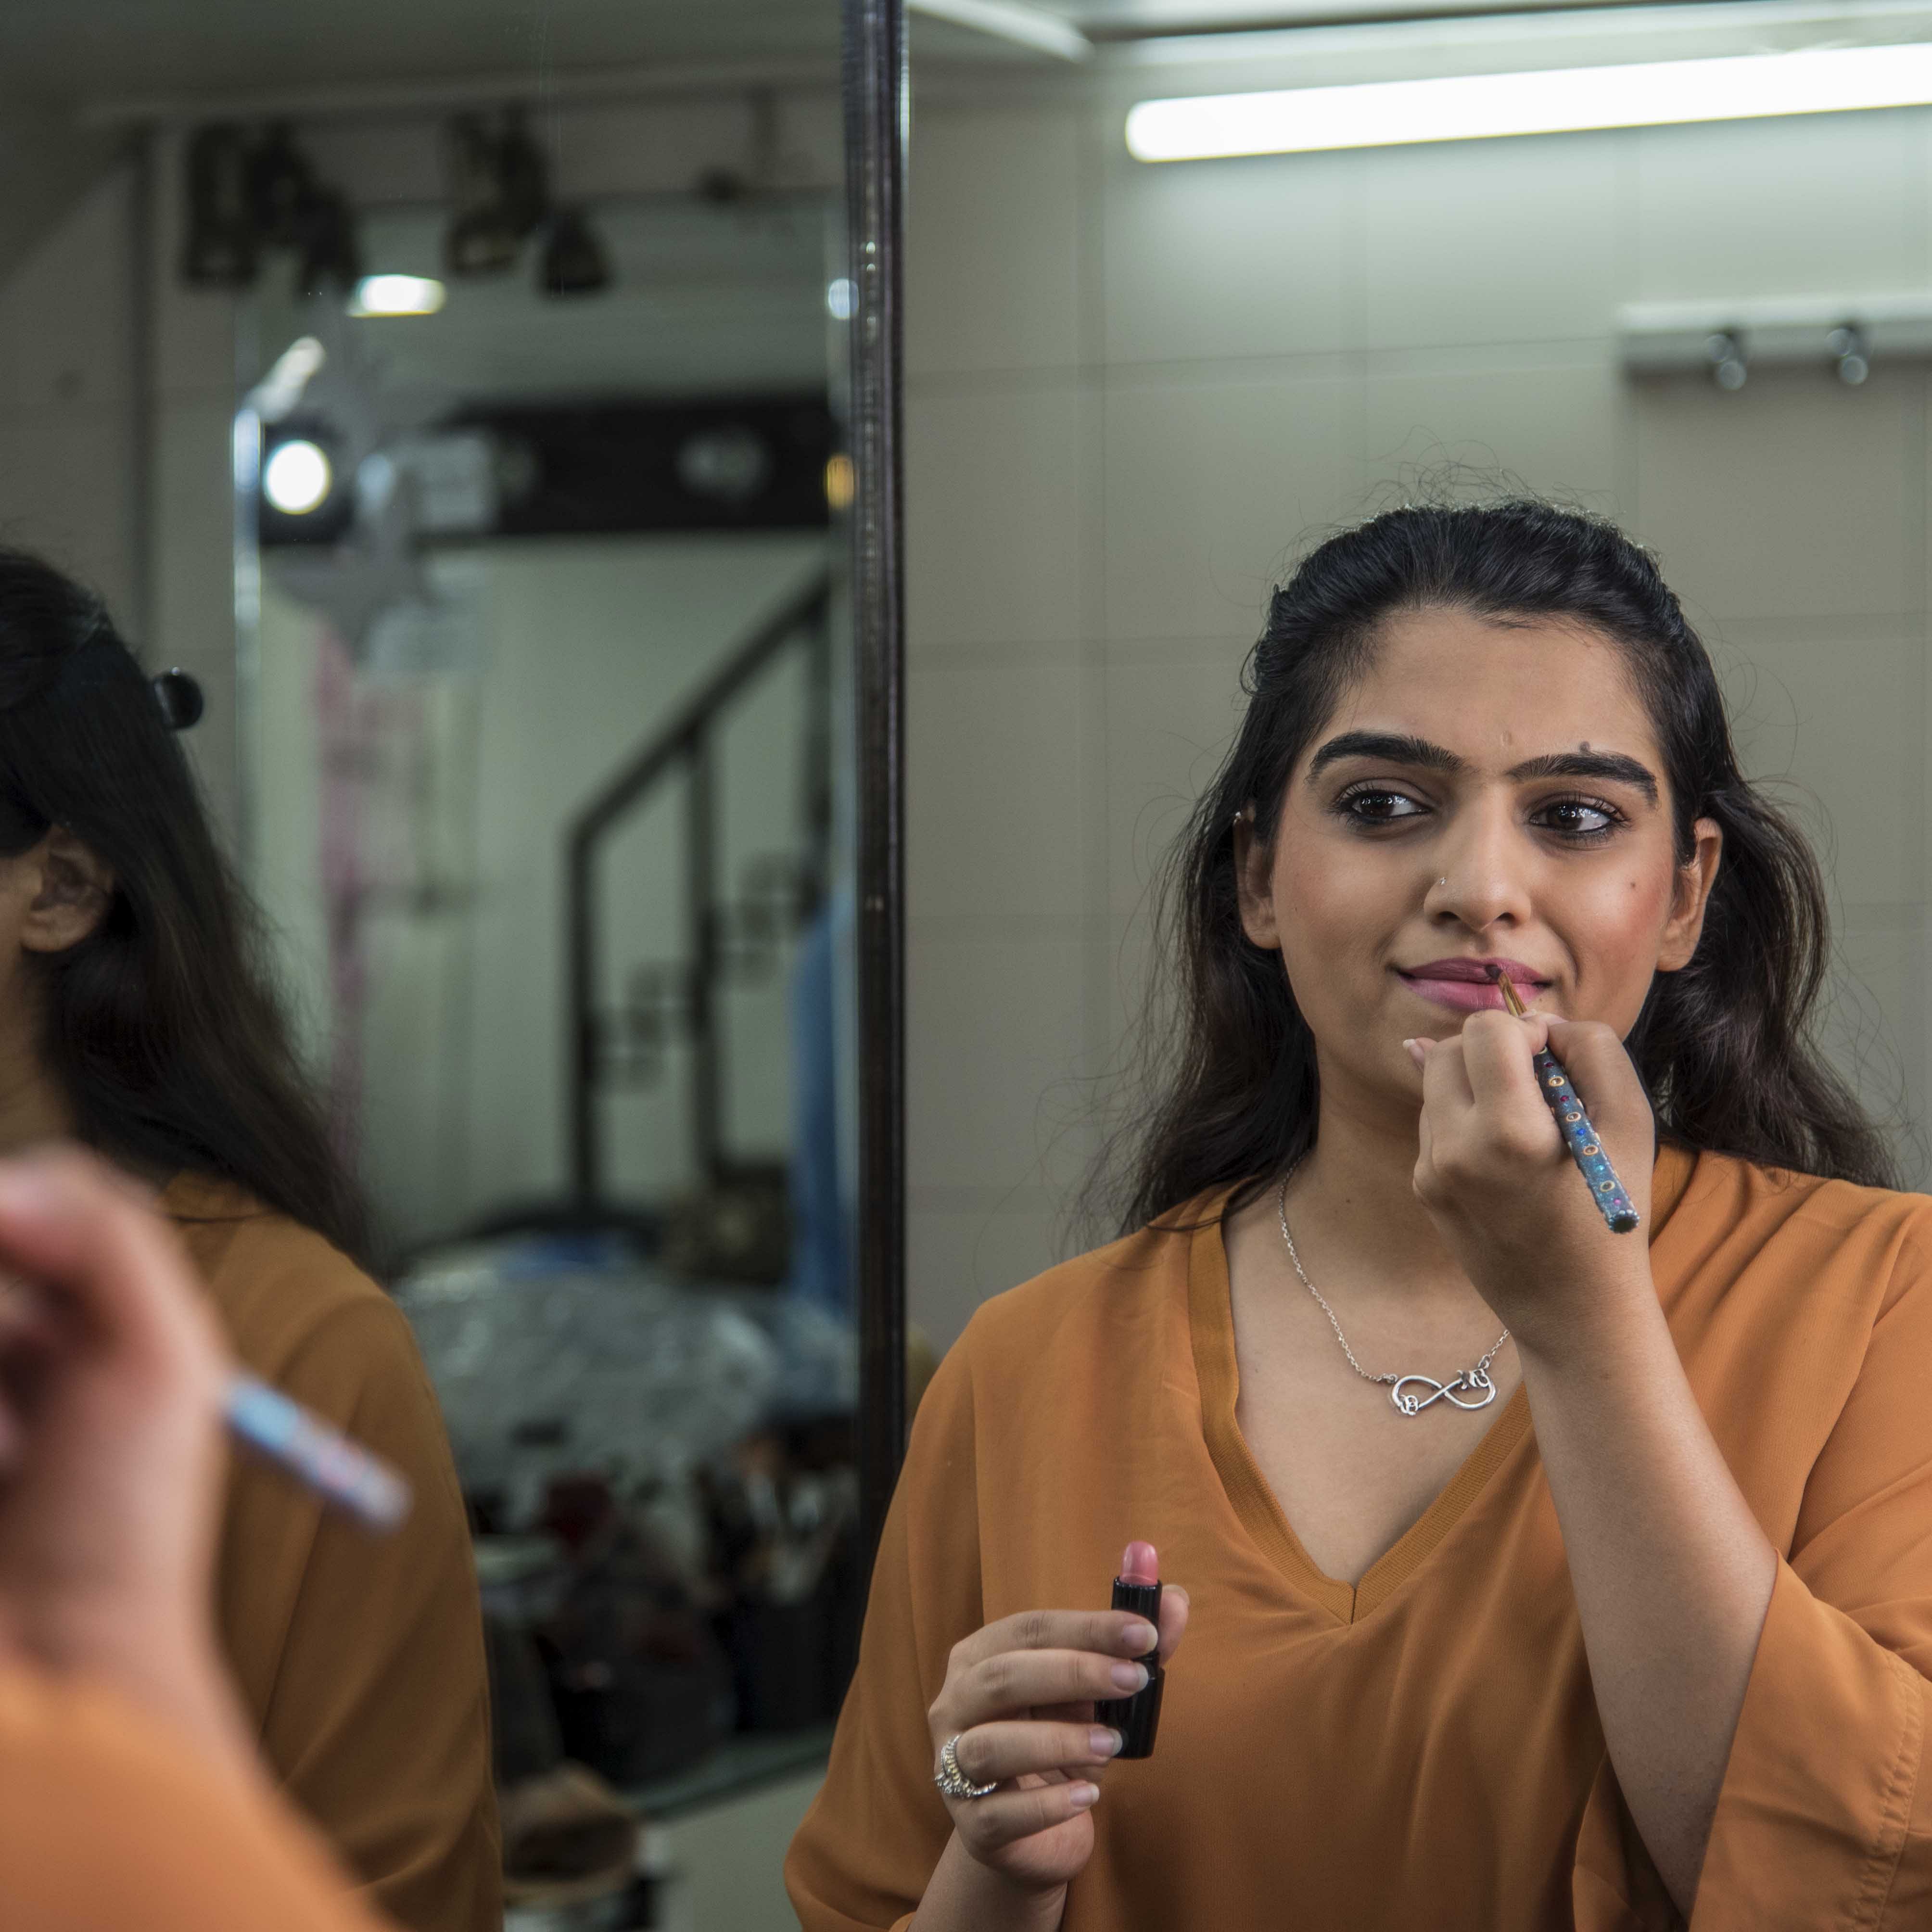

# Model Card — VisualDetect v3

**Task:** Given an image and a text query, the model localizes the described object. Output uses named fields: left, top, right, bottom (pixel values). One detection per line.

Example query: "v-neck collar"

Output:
left=1185, top=1144, right=1700, bottom=1625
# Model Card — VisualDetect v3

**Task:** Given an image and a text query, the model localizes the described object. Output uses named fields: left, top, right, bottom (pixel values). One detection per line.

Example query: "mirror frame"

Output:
left=844, top=0, right=909, bottom=1573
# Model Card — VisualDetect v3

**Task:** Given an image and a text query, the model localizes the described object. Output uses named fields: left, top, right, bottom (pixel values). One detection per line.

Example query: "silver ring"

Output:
left=933, top=1733, right=998, bottom=1800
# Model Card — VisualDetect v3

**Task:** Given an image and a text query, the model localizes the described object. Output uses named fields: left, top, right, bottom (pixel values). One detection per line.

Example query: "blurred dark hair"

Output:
left=1101, top=498, right=1896, bottom=1235
left=0, top=547, right=369, bottom=1263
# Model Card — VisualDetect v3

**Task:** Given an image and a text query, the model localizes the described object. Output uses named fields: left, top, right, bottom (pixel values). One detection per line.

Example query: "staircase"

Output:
left=566, top=570, right=835, bottom=1207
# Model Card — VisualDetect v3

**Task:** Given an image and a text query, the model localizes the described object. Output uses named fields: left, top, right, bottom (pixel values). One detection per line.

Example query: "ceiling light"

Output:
left=1127, top=40, right=1932, bottom=162
left=263, top=439, right=334, bottom=516
left=350, top=274, right=448, bottom=317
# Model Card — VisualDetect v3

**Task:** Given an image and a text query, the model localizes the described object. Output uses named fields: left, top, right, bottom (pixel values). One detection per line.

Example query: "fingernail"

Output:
left=1068, top=1783, right=1100, bottom=1811
left=1089, top=1727, right=1123, bottom=1758
left=1402, top=1037, right=1426, bottom=1067
left=1110, top=1661, right=1149, bottom=1692
left=1120, top=1621, right=1157, bottom=1652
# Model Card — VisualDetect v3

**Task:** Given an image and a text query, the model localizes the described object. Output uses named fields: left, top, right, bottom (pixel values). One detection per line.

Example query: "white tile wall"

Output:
left=1103, top=372, right=1361, bottom=641
left=906, top=657, right=1098, bottom=922
left=1630, top=367, right=1926, bottom=624
left=1360, top=131, right=1622, bottom=352
left=907, top=106, right=1085, bottom=378
left=1631, top=112, right=1926, bottom=302
left=1101, top=146, right=1353, bottom=366
left=905, top=381, right=1099, bottom=649
left=907, top=91, right=1932, bottom=1347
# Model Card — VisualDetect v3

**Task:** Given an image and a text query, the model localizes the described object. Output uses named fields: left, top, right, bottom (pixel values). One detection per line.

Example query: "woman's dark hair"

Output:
left=0, top=547, right=369, bottom=1262
left=1105, top=498, right=1896, bottom=1233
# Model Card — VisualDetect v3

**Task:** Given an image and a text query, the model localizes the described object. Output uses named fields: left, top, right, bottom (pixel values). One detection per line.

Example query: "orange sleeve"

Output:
left=0, top=1665, right=390, bottom=1932
left=1684, top=1224, right=1932, bottom=1929
left=785, top=1339, right=984, bottom=1932
left=216, top=1296, right=501, bottom=1932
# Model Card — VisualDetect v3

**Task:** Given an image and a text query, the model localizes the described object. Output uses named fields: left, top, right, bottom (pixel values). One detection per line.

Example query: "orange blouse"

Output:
left=0, top=1665, right=388, bottom=1932
left=166, top=1176, right=500, bottom=1932
left=788, top=1148, right=1932, bottom=1929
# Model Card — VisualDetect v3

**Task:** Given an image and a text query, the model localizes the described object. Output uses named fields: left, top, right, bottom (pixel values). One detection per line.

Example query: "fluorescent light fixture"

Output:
left=909, top=0, right=1091, bottom=62
left=263, top=440, right=334, bottom=516
left=1127, top=40, right=1932, bottom=162
left=349, top=273, right=448, bottom=317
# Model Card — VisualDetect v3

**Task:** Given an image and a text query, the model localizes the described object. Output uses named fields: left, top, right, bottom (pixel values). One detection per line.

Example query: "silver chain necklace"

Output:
left=1275, top=1169, right=1511, bottom=1417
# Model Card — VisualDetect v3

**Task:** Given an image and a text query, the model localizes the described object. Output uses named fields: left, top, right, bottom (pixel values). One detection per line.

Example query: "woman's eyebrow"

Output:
left=1506, top=750, right=1660, bottom=802
left=1306, top=731, right=1462, bottom=778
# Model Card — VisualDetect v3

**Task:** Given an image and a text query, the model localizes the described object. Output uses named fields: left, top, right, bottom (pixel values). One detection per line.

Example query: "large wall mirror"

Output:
left=0, top=3, right=905, bottom=1926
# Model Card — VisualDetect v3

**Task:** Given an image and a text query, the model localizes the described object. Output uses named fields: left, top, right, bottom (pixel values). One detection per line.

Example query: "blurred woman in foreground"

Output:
left=0, top=1149, right=388, bottom=1931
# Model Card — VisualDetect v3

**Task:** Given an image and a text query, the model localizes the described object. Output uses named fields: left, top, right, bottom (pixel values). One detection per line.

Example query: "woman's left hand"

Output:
left=1408, top=1010, right=1656, bottom=1362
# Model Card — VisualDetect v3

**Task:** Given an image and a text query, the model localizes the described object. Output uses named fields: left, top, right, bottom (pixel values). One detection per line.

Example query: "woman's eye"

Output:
left=1535, top=798, right=1620, bottom=840
left=1337, top=788, right=1427, bottom=825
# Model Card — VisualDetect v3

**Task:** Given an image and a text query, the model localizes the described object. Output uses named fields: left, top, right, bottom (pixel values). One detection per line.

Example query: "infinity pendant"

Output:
left=1389, top=1365, right=1497, bottom=1416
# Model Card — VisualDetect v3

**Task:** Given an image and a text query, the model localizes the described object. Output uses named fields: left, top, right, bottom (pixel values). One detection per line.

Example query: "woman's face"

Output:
left=1236, top=606, right=1722, bottom=1123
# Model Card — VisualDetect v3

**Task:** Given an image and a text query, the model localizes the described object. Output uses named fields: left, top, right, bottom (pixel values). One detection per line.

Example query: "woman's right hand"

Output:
left=0, top=1148, right=257, bottom=1784
left=925, top=1591, right=1190, bottom=1895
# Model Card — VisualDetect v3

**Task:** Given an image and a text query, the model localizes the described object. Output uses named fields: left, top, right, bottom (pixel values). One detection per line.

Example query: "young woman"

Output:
left=0, top=550, right=498, bottom=1932
left=787, top=502, right=1932, bottom=1929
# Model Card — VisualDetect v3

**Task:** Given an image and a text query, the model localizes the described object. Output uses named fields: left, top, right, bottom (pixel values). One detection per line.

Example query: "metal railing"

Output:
left=565, top=569, right=834, bottom=1203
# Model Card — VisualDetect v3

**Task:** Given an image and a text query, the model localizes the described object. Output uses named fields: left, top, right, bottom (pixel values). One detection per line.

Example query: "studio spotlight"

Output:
left=445, top=109, right=550, bottom=278
left=540, top=207, right=611, bottom=297
left=181, top=124, right=258, bottom=289
left=263, top=438, right=334, bottom=516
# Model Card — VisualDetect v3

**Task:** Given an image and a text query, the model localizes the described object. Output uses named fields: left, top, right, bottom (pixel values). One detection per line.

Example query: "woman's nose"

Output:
left=1425, top=803, right=1533, bottom=932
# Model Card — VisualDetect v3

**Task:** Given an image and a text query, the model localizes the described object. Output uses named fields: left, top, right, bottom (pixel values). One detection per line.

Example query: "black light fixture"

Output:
left=540, top=207, right=611, bottom=298
left=293, top=186, right=362, bottom=298
left=179, top=121, right=361, bottom=297
left=245, top=122, right=315, bottom=249
left=444, top=109, right=550, bottom=278
left=180, top=124, right=257, bottom=289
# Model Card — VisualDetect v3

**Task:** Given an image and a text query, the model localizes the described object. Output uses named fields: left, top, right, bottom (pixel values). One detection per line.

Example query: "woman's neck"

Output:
left=0, top=989, right=75, bottom=1157
left=1281, top=1080, right=1471, bottom=1302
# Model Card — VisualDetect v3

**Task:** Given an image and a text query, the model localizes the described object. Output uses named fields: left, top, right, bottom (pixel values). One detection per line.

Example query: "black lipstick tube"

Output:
left=1094, top=1574, right=1163, bottom=1758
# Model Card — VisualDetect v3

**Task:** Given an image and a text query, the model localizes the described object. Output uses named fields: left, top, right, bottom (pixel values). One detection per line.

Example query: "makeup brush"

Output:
left=1485, top=965, right=1640, bottom=1235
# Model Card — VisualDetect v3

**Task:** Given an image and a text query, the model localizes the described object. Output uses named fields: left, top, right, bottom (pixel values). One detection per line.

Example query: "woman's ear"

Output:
left=1655, top=816, right=1722, bottom=973
left=20, top=829, right=116, bottom=955
left=1233, top=813, right=1281, bottom=949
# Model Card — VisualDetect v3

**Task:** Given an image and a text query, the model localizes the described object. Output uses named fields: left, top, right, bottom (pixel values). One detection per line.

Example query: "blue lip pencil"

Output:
left=225, top=1373, right=413, bottom=1532
left=1487, top=967, right=1640, bottom=1235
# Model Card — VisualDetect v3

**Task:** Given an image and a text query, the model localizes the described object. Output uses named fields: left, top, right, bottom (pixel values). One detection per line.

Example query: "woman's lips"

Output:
left=1396, top=961, right=1551, bottom=1013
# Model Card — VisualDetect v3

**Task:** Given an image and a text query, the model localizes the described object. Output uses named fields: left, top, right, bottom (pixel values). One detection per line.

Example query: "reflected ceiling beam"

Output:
left=1078, top=0, right=1681, bottom=33
left=85, top=57, right=842, bottom=129
left=908, top=0, right=1095, bottom=59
